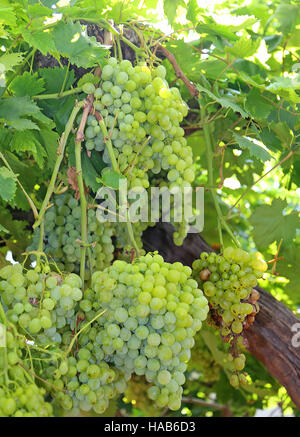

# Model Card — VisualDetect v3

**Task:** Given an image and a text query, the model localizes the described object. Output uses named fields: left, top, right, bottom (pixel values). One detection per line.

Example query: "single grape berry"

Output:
left=82, top=82, right=96, bottom=94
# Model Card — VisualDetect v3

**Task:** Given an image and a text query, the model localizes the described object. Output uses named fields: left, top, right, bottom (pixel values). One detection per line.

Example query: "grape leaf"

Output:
left=249, top=199, right=300, bottom=249
left=52, top=20, right=109, bottom=68
left=0, top=167, right=17, bottom=202
left=108, top=0, right=141, bottom=23
left=81, top=152, right=103, bottom=192
left=10, top=131, right=47, bottom=168
left=233, top=133, right=272, bottom=163
left=101, top=169, right=126, bottom=190
left=10, top=72, right=45, bottom=97
left=245, top=88, right=273, bottom=119
left=165, top=40, right=201, bottom=83
left=226, top=36, right=261, bottom=59
left=53, top=95, right=77, bottom=134
left=270, top=122, right=294, bottom=149
left=275, top=243, right=300, bottom=303
left=27, top=4, right=53, bottom=18
left=286, top=29, right=300, bottom=50
left=197, top=84, right=248, bottom=117
left=3, top=151, right=41, bottom=211
left=0, top=2, right=17, bottom=26
left=0, top=53, right=24, bottom=72
left=0, top=96, right=53, bottom=131
left=196, top=17, right=255, bottom=42
left=23, top=29, right=56, bottom=56
left=259, top=127, right=282, bottom=152
left=186, top=0, right=201, bottom=25
left=8, top=119, right=39, bottom=130
left=39, top=66, right=76, bottom=94
left=264, top=34, right=282, bottom=52
left=266, top=77, right=300, bottom=103
left=38, top=127, right=59, bottom=169
left=164, top=0, right=185, bottom=25
left=0, top=96, right=43, bottom=131
left=193, top=59, right=226, bottom=81
left=273, top=4, right=299, bottom=34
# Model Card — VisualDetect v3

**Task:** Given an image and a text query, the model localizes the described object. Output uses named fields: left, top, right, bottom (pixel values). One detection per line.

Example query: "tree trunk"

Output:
left=142, top=223, right=300, bottom=410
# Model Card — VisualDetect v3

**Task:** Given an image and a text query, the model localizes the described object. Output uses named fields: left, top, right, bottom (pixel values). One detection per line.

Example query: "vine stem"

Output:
left=95, top=111, right=140, bottom=255
left=32, top=86, right=83, bottom=100
left=5, top=48, right=37, bottom=91
left=33, top=100, right=85, bottom=230
left=226, top=150, right=295, bottom=217
left=0, top=301, right=7, bottom=325
left=64, top=309, right=106, bottom=358
left=181, top=397, right=232, bottom=415
left=116, top=33, right=123, bottom=60
left=98, top=19, right=145, bottom=57
left=75, top=95, right=94, bottom=284
left=36, top=219, right=44, bottom=267
left=0, top=302, right=9, bottom=385
left=0, top=152, right=39, bottom=219
left=17, top=362, right=67, bottom=393
left=157, top=45, right=199, bottom=97
left=217, top=218, right=224, bottom=252
left=201, top=105, right=240, bottom=248
left=59, top=61, right=71, bottom=95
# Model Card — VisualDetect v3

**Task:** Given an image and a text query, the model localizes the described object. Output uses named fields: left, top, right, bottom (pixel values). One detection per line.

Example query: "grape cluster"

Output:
left=80, top=57, right=196, bottom=245
left=44, top=354, right=127, bottom=416
left=0, top=385, right=52, bottom=417
left=79, top=253, right=209, bottom=411
left=0, top=326, right=53, bottom=417
left=28, top=193, right=114, bottom=277
left=0, top=263, right=129, bottom=416
left=192, top=247, right=266, bottom=386
left=0, top=263, right=83, bottom=345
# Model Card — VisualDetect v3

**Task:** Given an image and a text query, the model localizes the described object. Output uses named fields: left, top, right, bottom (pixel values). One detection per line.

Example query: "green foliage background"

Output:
left=0, top=0, right=299, bottom=417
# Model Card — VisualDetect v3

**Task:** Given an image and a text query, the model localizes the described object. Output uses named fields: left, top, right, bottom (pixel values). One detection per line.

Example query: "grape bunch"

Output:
left=28, top=193, right=114, bottom=277
left=78, top=253, right=209, bottom=411
left=80, top=57, right=196, bottom=245
left=0, top=263, right=83, bottom=345
left=0, top=263, right=129, bottom=416
left=44, top=354, right=128, bottom=416
left=192, top=247, right=266, bottom=386
left=0, top=325, right=53, bottom=417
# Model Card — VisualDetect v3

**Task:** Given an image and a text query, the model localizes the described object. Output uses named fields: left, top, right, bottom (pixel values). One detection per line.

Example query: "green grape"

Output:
left=28, top=193, right=114, bottom=276
left=0, top=326, right=53, bottom=417
left=234, top=355, right=245, bottom=371
left=82, top=82, right=95, bottom=94
left=73, top=57, right=197, bottom=249
left=230, top=374, right=239, bottom=387
left=81, top=253, right=209, bottom=411
left=192, top=247, right=266, bottom=388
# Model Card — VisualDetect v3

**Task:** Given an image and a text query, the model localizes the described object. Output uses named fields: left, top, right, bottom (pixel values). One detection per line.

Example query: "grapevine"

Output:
left=1, top=0, right=299, bottom=419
